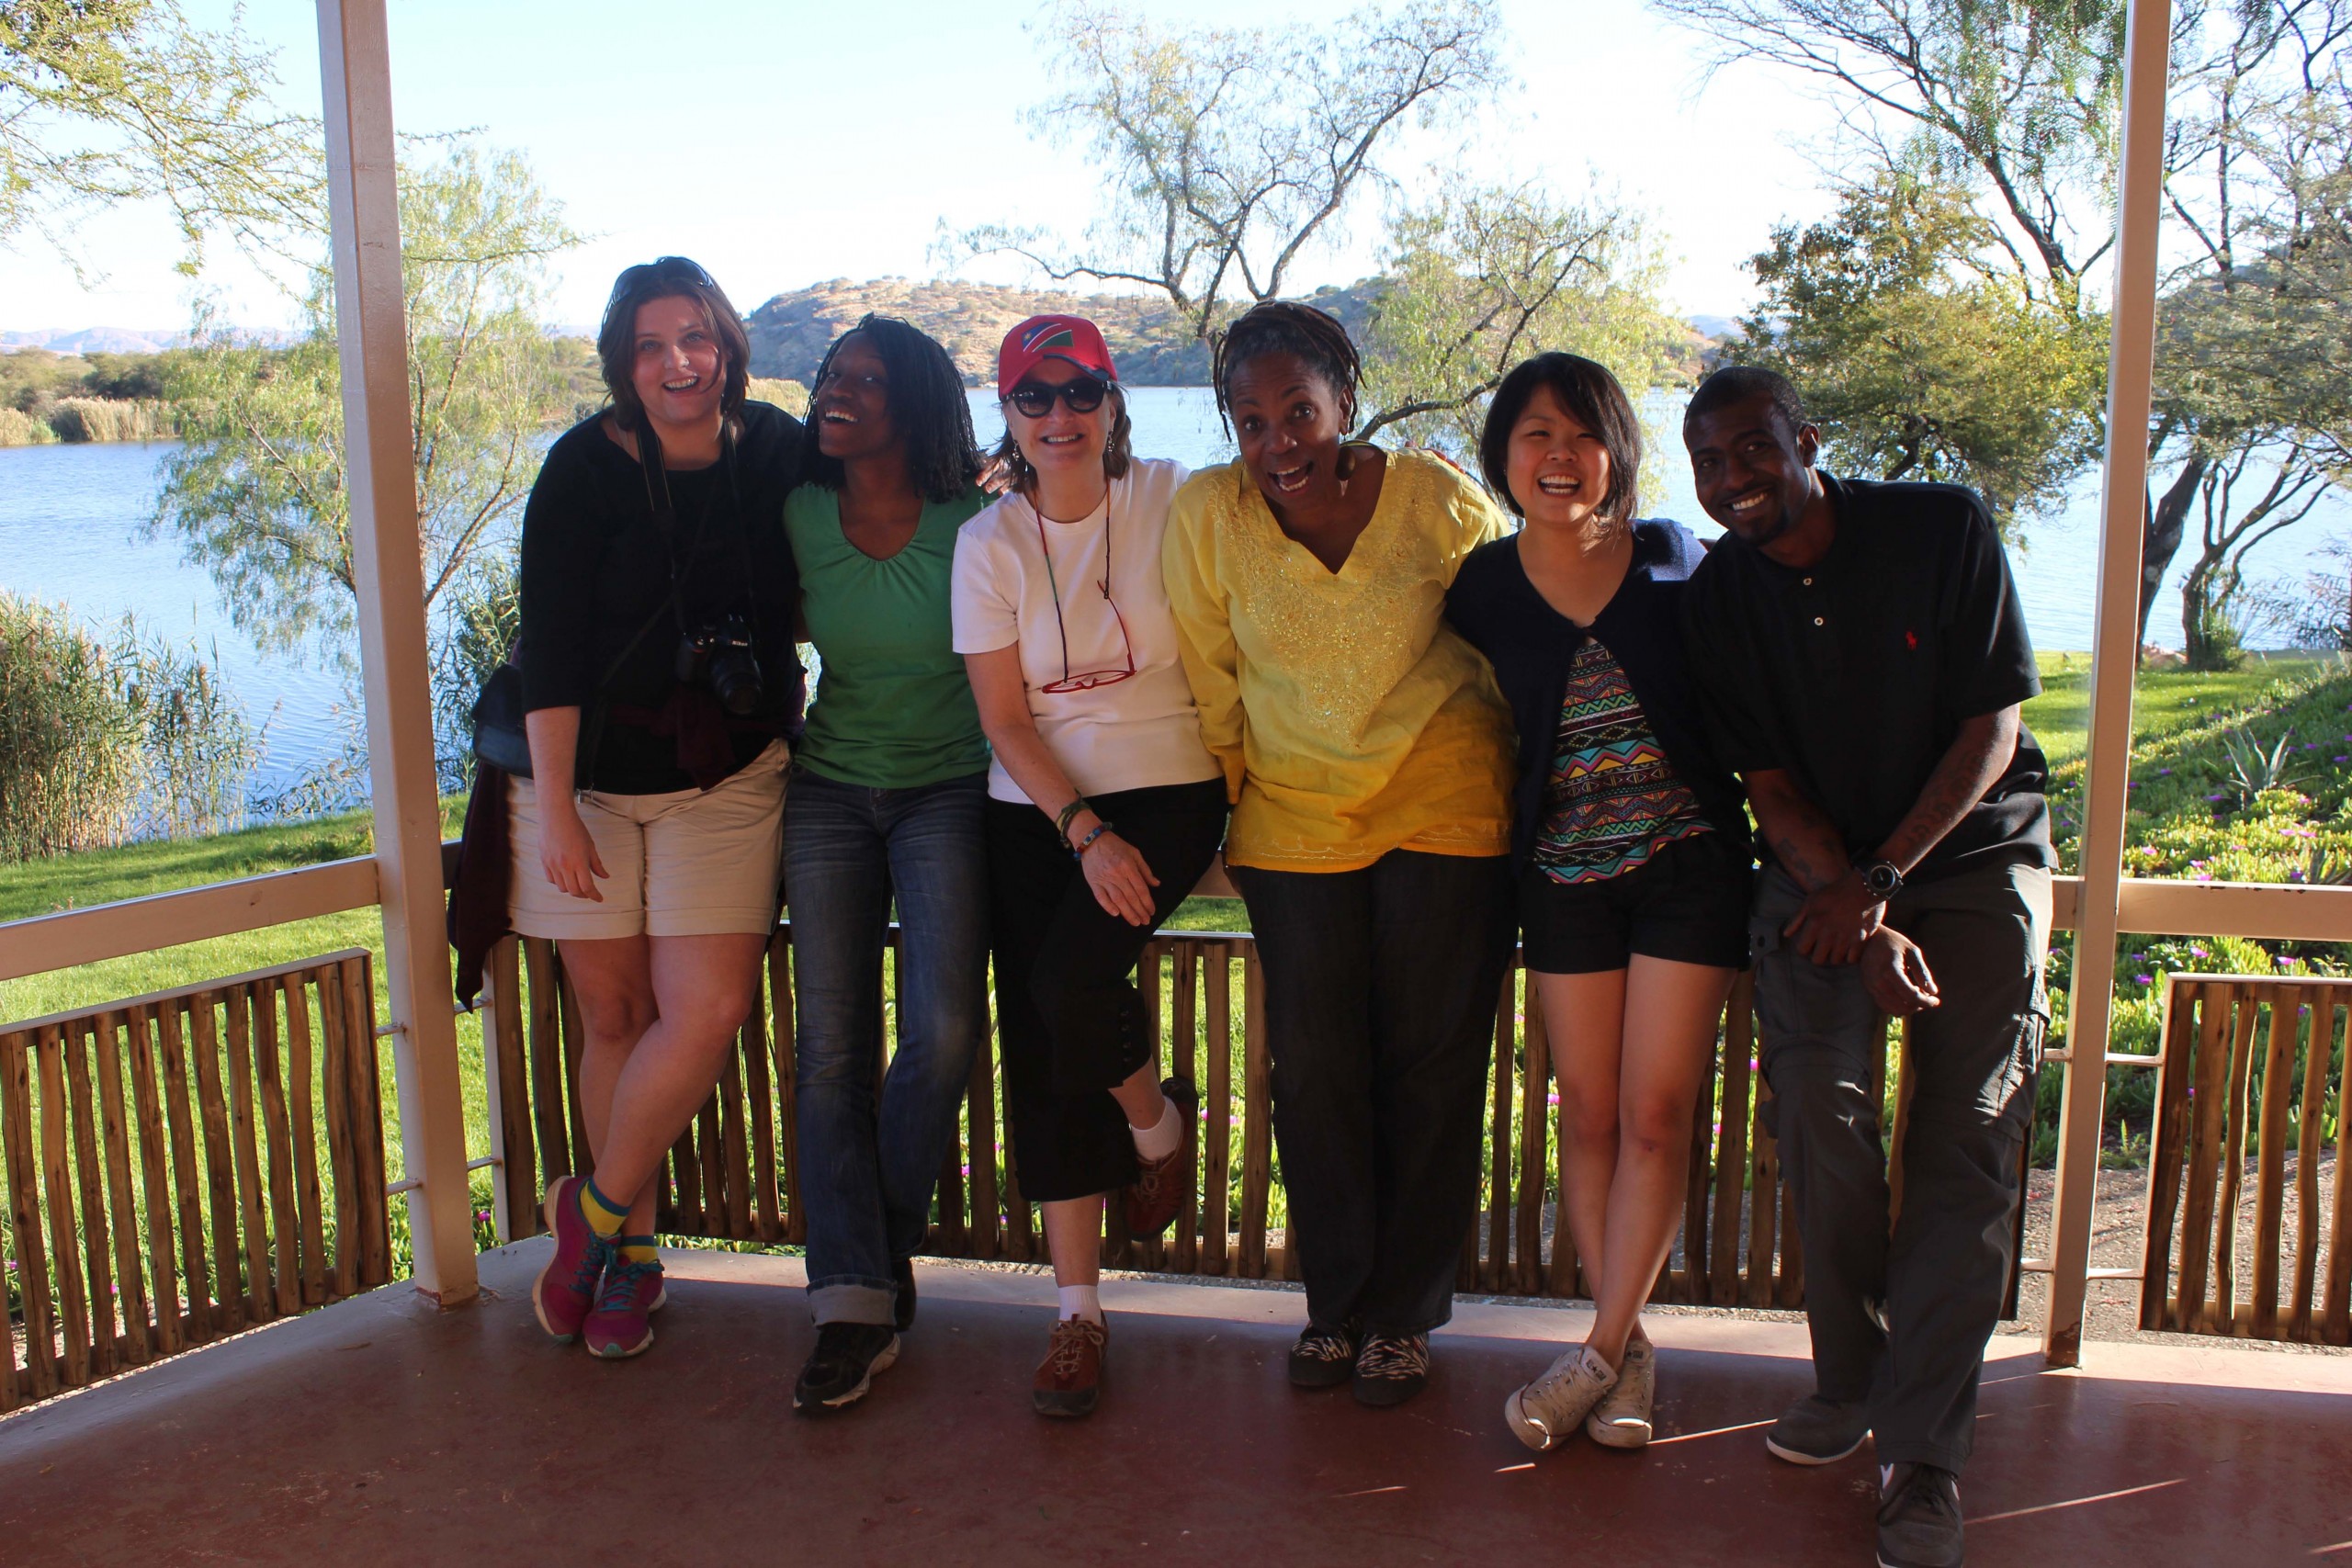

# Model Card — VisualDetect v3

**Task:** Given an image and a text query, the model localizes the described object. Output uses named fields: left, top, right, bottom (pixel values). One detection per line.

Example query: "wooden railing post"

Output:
left=2045, top=0, right=2172, bottom=1367
left=316, top=0, right=478, bottom=1306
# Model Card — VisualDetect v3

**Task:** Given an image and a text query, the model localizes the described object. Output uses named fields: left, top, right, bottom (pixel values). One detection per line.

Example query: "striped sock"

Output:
left=616, top=1235, right=660, bottom=1266
left=577, top=1177, right=628, bottom=1239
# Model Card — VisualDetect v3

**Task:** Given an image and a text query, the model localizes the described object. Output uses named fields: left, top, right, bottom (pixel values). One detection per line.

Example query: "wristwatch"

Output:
left=1857, top=859, right=1905, bottom=900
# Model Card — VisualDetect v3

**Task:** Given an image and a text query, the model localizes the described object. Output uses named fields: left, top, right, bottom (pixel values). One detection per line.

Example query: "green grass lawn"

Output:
left=2022, top=649, right=2335, bottom=768
left=8, top=652, right=2338, bottom=1024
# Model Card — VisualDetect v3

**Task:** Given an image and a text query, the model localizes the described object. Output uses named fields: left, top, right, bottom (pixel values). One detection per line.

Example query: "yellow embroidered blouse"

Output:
left=1162, top=448, right=1514, bottom=873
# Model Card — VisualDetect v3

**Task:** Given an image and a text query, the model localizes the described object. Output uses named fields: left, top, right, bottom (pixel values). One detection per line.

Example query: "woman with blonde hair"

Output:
left=954, top=315, right=1227, bottom=1418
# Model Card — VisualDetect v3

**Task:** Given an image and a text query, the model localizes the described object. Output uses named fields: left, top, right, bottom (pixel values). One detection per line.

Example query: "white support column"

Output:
left=317, top=0, right=479, bottom=1307
left=2044, top=0, right=2172, bottom=1365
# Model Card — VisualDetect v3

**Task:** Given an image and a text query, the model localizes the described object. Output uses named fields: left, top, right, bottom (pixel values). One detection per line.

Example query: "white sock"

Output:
left=1057, top=1284, right=1103, bottom=1325
left=1131, top=1096, right=1182, bottom=1161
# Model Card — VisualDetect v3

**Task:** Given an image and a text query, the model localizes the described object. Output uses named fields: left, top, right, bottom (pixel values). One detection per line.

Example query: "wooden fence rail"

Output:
left=482, top=927, right=2023, bottom=1314
left=2142, top=974, right=2352, bottom=1344
left=0, top=952, right=392, bottom=1409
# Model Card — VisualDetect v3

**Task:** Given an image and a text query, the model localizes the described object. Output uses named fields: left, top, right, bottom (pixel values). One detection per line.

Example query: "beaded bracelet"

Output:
left=1055, top=796, right=1091, bottom=849
left=1072, top=822, right=1113, bottom=858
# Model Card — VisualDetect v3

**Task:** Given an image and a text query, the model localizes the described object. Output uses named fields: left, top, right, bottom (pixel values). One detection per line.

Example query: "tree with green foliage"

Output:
left=1736, top=172, right=2108, bottom=529
left=961, top=0, right=1504, bottom=346
left=0, top=0, right=319, bottom=273
left=1358, top=181, right=1687, bottom=466
left=1652, top=0, right=2352, bottom=662
left=153, top=141, right=581, bottom=783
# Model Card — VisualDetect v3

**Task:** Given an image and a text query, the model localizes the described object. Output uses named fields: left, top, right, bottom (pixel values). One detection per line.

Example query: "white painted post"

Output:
left=316, top=0, right=480, bottom=1306
left=2044, top=0, right=2172, bottom=1365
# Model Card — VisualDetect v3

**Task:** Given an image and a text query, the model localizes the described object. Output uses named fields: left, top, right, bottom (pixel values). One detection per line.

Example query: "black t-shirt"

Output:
left=516, top=400, right=806, bottom=794
left=1679, top=473, right=2054, bottom=883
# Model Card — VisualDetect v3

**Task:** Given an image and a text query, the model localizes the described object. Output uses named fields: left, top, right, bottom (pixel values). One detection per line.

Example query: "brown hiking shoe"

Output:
left=1122, top=1077, right=1198, bottom=1236
left=1033, top=1315, right=1108, bottom=1418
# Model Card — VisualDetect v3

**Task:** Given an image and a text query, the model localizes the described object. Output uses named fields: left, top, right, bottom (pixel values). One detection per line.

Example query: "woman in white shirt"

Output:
left=952, top=316, right=1228, bottom=1420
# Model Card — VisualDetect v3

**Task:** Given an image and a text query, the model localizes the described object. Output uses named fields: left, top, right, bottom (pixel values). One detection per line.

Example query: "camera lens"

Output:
left=707, top=647, right=763, bottom=716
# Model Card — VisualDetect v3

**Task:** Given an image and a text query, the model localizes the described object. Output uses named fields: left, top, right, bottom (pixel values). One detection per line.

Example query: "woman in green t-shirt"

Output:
left=780, top=315, right=991, bottom=1416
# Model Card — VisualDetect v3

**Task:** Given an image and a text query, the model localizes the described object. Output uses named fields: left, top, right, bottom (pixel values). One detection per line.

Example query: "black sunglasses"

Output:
left=1006, top=378, right=1108, bottom=419
left=609, top=255, right=716, bottom=305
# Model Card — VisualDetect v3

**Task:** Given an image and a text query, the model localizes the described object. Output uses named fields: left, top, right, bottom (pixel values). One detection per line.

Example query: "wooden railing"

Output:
left=0, top=953, right=392, bottom=1409
left=481, top=926, right=2022, bottom=1312
left=2142, top=974, right=2352, bottom=1344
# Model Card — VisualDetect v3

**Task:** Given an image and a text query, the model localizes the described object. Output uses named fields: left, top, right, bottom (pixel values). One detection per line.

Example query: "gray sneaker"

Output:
left=1876, top=1462, right=1963, bottom=1568
left=1765, top=1393, right=1871, bottom=1464
left=1503, top=1344, right=1616, bottom=1451
left=1585, top=1337, right=1656, bottom=1449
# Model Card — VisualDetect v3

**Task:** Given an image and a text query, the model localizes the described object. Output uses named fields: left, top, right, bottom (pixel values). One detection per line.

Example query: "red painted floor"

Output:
left=2, top=1242, right=2346, bottom=1567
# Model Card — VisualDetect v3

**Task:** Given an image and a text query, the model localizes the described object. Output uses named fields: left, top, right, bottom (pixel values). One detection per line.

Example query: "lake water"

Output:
left=2, top=384, right=2339, bottom=809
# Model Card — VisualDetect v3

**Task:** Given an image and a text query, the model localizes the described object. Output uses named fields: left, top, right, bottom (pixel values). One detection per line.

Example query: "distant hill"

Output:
left=0, top=327, right=181, bottom=355
left=743, top=277, right=1381, bottom=389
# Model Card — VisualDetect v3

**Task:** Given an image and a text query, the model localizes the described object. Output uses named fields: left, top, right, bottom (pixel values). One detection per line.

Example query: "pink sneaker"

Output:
left=583, top=1258, right=667, bottom=1359
left=532, top=1175, right=611, bottom=1343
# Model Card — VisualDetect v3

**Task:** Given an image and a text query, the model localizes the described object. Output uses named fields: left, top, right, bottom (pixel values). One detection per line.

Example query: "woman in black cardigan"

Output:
left=1445, top=353, right=1750, bottom=1456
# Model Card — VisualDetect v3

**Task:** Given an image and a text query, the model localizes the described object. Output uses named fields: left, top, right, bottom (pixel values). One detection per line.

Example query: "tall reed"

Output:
left=0, top=406, right=56, bottom=446
left=0, top=594, right=256, bottom=863
left=45, top=398, right=175, bottom=443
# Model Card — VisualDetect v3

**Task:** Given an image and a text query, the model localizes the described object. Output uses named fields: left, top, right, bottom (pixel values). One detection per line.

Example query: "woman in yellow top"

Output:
left=1163, top=301, right=1516, bottom=1408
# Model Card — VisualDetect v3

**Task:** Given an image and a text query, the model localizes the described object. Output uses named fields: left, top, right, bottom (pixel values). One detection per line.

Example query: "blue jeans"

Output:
left=785, top=766, right=989, bottom=1325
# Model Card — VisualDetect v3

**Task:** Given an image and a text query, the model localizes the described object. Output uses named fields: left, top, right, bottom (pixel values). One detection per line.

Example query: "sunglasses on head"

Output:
left=1006, top=377, right=1108, bottom=419
left=609, top=256, right=715, bottom=305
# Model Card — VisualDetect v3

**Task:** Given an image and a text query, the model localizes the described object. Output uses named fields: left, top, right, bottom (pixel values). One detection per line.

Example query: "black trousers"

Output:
left=985, top=779, right=1229, bottom=1204
left=1233, top=850, right=1515, bottom=1337
left=1750, top=859, right=2052, bottom=1475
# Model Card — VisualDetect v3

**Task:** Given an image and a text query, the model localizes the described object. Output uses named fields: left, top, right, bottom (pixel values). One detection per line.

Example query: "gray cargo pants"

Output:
left=1750, top=858, right=2051, bottom=1475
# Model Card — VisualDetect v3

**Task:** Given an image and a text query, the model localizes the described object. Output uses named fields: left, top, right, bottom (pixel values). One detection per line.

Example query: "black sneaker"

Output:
left=1876, top=1462, right=1963, bottom=1568
left=1287, top=1319, right=1361, bottom=1389
left=792, top=1322, right=900, bottom=1416
left=893, top=1258, right=917, bottom=1332
left=1351, top=1332, right=1430, bottom=1407
left=1766, top=1393, right=1871, bottom=1464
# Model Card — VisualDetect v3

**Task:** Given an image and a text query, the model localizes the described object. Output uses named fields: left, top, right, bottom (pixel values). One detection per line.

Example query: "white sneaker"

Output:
left=1503, top=1344, right=1617, bottom=1452
left=1586, top=1337, right=1655, bottom=1449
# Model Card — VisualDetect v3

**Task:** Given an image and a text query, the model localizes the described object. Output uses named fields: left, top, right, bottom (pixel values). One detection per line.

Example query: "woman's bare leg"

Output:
left=1585, top=955, right=1736, bottom=1367
left=572, top=932, right=768, bottom=1226
left=1537, top=967, right=1629, bottom=1327
left=1042, top=1197, right=1104, bottom=1291
left=559, top=934, right=661, bottom=1234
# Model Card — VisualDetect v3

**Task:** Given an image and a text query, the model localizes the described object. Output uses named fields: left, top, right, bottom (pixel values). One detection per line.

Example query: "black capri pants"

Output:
left=984, top=777, right=1229, bottom=1203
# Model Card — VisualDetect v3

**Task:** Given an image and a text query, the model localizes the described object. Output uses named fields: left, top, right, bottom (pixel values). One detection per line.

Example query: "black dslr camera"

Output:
left=675, top=614, right=763, bottom=716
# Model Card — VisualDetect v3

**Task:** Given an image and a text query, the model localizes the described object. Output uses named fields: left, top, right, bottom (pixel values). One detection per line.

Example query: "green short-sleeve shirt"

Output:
left=785, top=482, right=991, bottom=788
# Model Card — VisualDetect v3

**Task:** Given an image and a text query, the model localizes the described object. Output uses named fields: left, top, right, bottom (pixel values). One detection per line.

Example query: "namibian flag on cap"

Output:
left=998, top=313, right=1117, bottom=390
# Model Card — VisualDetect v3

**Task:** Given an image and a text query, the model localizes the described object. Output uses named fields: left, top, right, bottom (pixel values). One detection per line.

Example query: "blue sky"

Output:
left=0, top=0, right=1844, bottom=333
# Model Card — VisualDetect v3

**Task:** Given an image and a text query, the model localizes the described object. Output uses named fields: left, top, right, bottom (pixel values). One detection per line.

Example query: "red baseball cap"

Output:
left=998, top=314, right=1117, bottom=390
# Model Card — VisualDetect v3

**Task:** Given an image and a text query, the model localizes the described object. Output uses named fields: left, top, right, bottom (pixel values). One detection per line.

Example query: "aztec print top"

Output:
left=1532, top=637, right=1712, bottom=885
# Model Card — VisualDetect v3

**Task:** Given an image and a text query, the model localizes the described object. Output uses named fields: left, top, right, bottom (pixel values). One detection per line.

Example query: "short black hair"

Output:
left=801, top=314, right=981, bottom=504
left=1479, top=352, right=1643, bottom=524
left=1211, top=300, right=1363, bottom=434
left=1684, top=365, right=1806, bottom=434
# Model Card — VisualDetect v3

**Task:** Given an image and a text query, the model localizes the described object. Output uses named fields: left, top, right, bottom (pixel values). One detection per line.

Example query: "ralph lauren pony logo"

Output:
left=1905, top=628, right=1919, bottom=651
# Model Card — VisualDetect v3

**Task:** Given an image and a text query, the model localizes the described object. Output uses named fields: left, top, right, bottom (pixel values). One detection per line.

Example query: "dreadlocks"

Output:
left=801, top=313, right=982, bottom=503
left=1211, top=301, right=1365, bottom=436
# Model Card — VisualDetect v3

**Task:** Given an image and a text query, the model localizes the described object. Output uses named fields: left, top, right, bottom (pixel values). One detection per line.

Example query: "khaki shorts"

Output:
left=509, top=739, right=789, bottom=941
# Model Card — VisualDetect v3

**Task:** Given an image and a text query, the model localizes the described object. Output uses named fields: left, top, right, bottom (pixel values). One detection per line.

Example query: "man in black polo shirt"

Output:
left=1679, top=367, right=2053, bottom=1568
